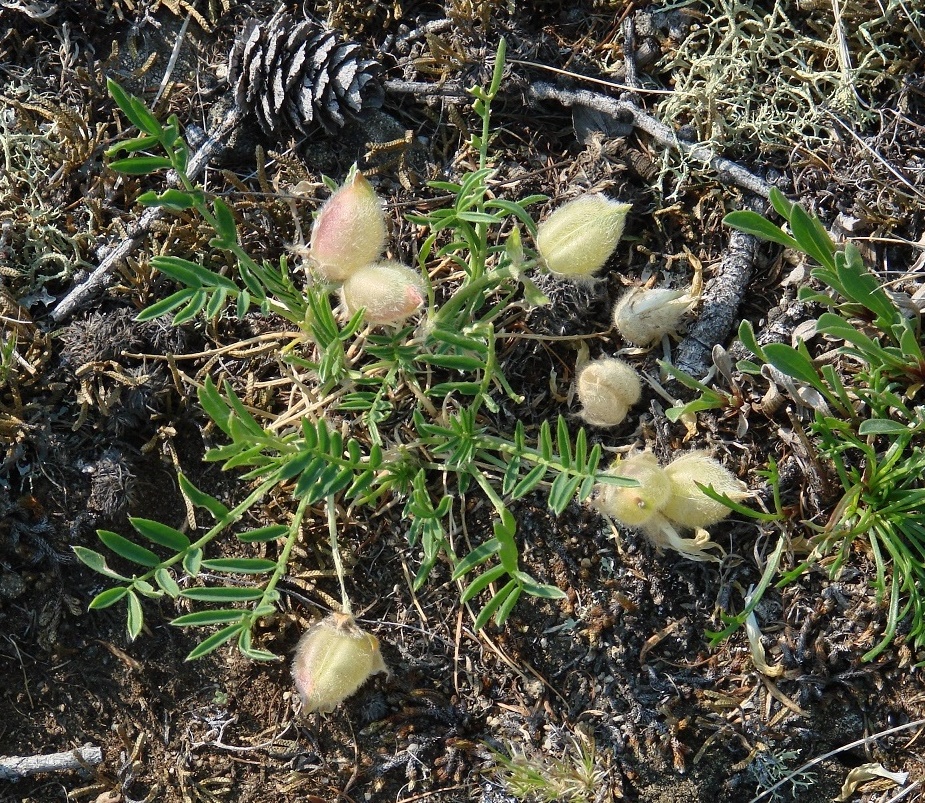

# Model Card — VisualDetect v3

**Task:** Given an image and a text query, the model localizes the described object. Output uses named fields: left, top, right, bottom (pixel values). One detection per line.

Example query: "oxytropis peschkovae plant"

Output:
left=76, top=40, right=638, bottom=676
left=673, top=188, right=925, bottom=660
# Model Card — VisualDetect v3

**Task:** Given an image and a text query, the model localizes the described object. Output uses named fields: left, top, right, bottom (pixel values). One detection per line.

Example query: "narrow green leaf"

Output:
left=520, top=579, right=567, bottom=599
left=180, top=587, right=265, bottom=602
left=789, top=204, right=836, bottom=269
left=212, top=198, right=238, bottom=245
left=137, top=188, right=204, bottom=211
left=104, top=134, right=159, bottom=157
left=460, top=563, right=507, bottom=604
left=172, top=609, right=246, bottom=626
left=98, top=530, right=160, bottom=567
left=200, top=558, right=277, bottom=574
left=136, top=288, right=197, bottom=321
left=73, top=547, right=131, bottom=581
left=474, top=579, right=517, bottom=630
left=171, top=288, right=208, bottom=325
left=155, top=567, right=181, bottom=597
left=768, top=187, right=795, bottom=221
left=130, top=518, right=190, bottom=551
left=723, top=211, right=799, bottom=250
left=547, top=473, right=583, bottom=515
left=178, top=474, right=230, bottom=520
left=495, top=584, right=523, bottom=625
left=510, top=464, right=547, bottom=499
left=184, top=623, right=245, bottom=661
left=107, top=78, right=161, bottom=135
left=556, top=416, right=572, bottom=469
left=763, top=343, right=823, bottom=388
left=126, top=590, right=144, bottom=641
left=858, top=419, right=911, bottom=435
left=452, top=538, right=502, bottom=580
left=198, top=377, right=232, bottom=434
left=183, top=547, right=203, bottom=577
left=89, top=586, right=129, bottom=609
left=237, top=524, right=288, bottom=543
left=108, top=156, right=173, bottom=174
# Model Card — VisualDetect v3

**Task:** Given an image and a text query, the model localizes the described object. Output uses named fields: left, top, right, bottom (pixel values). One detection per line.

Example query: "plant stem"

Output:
left=327, top=495, right=352, bottom=614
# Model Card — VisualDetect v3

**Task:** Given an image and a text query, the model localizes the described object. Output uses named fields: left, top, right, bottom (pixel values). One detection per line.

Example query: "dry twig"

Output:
left=0, top=743, right=102, bottom=781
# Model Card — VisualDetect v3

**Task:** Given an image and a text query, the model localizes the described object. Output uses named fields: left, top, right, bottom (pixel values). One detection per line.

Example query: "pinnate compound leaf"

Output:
left=130, top=518, right=190, bottom=551
left=98, top=530, right=160, bottom=567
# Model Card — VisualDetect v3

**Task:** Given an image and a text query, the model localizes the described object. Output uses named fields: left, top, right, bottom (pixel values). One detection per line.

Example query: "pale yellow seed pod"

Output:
left=612, top=286, right=696, bottom=346
left=536, top=194, right=631, bottom=278
left=661, top=451, right=748, bottom=529
left=309, top=172, right=386, bottom=282
left=576, top=357, right=642, bottom=427
left=341, top=261, right=425, bottom=325
left=292, top=613, right=388, bottom=714
left=593, top=451, right=671, bottom=527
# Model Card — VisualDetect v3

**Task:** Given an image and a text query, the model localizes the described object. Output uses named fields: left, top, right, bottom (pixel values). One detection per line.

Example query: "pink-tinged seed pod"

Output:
left=536, top=194, right=631, bottom=278
left=593, top=451, right=671, bottom=527
left=292, top=613, right=388, bottom=714
left=309, top=172, right=386, bottom=282
left=612, top=286, right=696, bottom=346
left=341, top=261, right=425, bottom=325
left=575, top=356, right=642, bottom=427
left=661, top=451, right=749, bottom=529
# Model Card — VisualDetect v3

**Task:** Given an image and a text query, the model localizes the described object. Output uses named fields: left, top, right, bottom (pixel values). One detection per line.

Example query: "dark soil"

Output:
left=2, top=2, right=924, bottom=803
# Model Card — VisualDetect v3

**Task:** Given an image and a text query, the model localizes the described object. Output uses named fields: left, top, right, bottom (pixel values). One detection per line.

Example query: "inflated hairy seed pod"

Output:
left=612, top=286, right=696, bottom=346
left=661, top=451, right=749, bottom=528
left=536, top=194, right=631, bottom=278
left=341, top=261, right=425, bottom=325
left=292, top=613, right=388, bottom=714
left=575, top=357, right=642, bottom=427
left=593, top=451, right=670, bottom=527
left=309, top=172, right=386, bottom=282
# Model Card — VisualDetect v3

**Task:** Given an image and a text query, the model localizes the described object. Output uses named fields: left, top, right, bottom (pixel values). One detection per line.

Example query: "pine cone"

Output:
left=228, top=10, right=383, bottom=137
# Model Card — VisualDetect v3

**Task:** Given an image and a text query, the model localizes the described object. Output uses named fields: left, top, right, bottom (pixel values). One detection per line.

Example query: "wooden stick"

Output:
left=0, top=743, right=102, bottom=781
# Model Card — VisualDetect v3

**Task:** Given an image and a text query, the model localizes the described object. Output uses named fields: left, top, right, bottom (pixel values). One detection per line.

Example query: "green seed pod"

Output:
left=576, top=357, right=642, bottom=427
left=292, top=613, right=388, bottom=714
left=661, top=451, right=748, bottom=528
left=536, top=194, right=631, bottom=278
left=341, top=261, right=425, bottom=325
left=593, top=451, right=671, bottom=527
left=309, top=172, right=386, bottom=282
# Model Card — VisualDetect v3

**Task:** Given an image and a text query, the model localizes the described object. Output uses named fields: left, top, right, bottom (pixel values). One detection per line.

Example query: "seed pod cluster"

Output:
left=303, top=170, right=425, bottom=325
left=594, top=451, right=748, bottom=560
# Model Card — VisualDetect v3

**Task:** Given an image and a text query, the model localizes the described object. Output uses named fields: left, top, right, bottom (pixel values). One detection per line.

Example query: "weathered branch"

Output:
left=52, top=108, right=242, bottom=323
left=0, top=743, right=102, bottom=781
left=675, top=196, right=765, bottom=377
left=526, top=82, right=773, bottom=199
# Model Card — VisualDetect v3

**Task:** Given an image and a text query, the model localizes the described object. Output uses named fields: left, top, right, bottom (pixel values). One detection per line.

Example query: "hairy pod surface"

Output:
left=536, top=194, right=631, bottom=277
left=576, top=357, right=642, bottom=427
left=309, top=172, right=386, bottom=282
left=661, top=451, right=748, bottom=528
left=292, top=613, right=388, bottom=714
left=341, top=261, right=425, bottom=325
